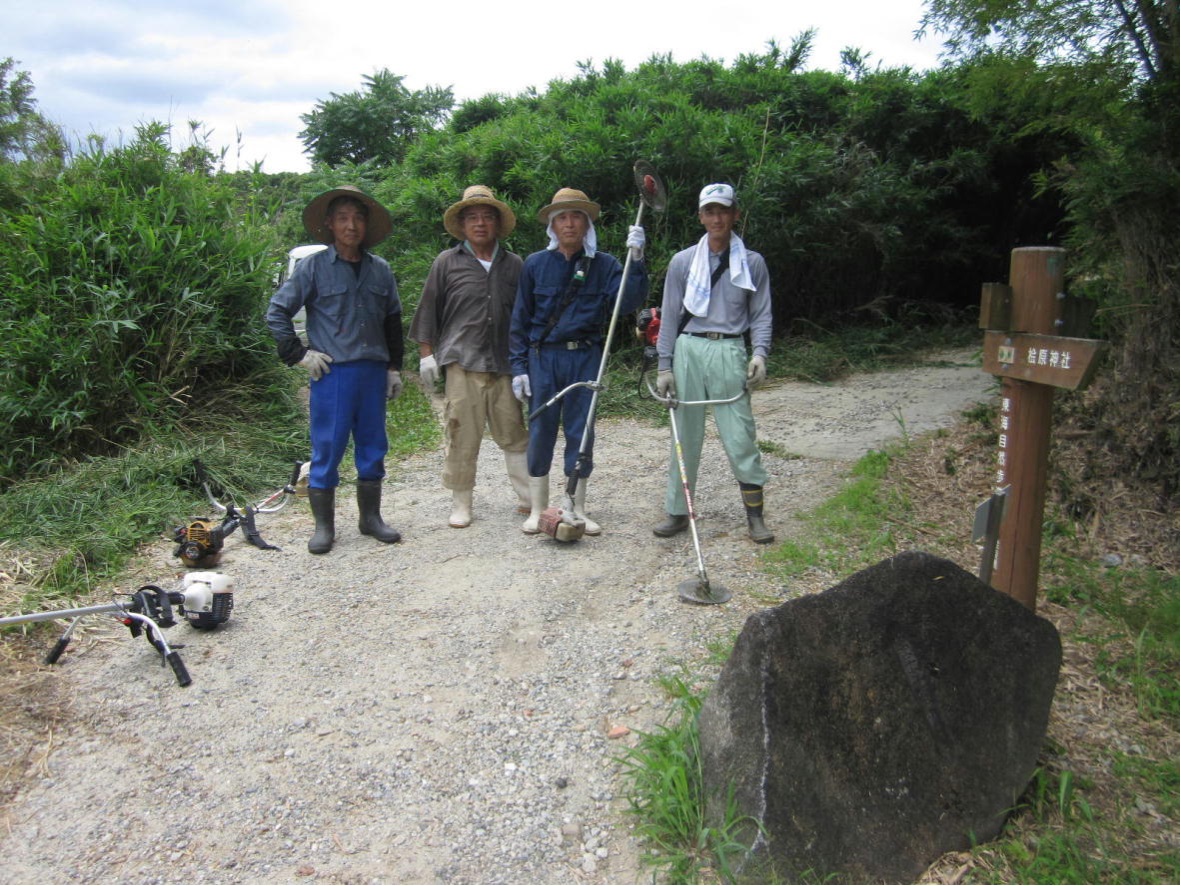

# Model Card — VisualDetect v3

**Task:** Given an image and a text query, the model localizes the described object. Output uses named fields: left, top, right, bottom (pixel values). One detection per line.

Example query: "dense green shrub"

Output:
left=0, top=122, right=285, bottom=484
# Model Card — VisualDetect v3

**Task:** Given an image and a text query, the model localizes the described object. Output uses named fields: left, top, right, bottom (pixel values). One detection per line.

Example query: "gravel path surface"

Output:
left=0, top=350, right=992, bottom=885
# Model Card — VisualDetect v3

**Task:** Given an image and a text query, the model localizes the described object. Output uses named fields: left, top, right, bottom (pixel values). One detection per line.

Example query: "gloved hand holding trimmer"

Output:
left=656, top=369, right=675, bottom=398
left=626, top=225, right=646, bottom=261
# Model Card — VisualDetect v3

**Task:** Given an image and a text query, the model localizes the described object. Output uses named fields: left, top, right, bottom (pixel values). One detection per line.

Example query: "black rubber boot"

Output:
left=356, top=479, right=401, bottom=544
left=740, top=482, right=775, bottom=544
left=307, top=487, right=336, bottom=555
left=652, top=514, right=690, bottom=537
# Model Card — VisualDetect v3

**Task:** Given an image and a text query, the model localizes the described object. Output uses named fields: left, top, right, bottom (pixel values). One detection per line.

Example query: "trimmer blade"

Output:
left=677, top=578, right=731, bottom=605
left=538, top=506, right=586, bottom=542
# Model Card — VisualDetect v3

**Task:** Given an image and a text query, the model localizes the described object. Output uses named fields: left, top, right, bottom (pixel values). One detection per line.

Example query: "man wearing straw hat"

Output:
left=652, top=182, right=775, bottom=544
left=266, top=185, right=405, bottom=554
left=509, top=187, right=648, bottom=535
left=409, top=185, right=530, bottom=528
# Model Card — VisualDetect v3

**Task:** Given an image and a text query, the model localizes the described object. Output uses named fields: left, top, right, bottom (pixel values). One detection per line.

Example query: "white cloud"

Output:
left=7, top=0, right=944, bottom=173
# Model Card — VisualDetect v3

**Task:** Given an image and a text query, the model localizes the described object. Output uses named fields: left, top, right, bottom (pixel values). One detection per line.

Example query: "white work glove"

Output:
left=419, top=354, right=439, bottom=387
left=656, top=369, right=675, bottom=398
left=626, top=225, right=646, bottom=261
left=512, top=374, right=531, bottom=403
left=299, top=349, right=333, bottom=380
left=386, top=369, right=403, bottom=400
left=746, top=355, right=767, bottom=387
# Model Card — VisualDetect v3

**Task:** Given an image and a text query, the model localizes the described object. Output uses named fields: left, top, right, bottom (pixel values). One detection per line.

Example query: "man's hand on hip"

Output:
left=299, top=349, right=333, bottom=380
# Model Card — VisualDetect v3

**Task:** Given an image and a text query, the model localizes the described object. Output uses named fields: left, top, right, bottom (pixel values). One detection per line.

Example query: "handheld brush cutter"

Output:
left=173, top=460, right=304, bottom=567
left=0, top=572, right=235, bottom=687
left=528, top=160, right=668, bottom=542
left=642, top=354, right=747, bottom=605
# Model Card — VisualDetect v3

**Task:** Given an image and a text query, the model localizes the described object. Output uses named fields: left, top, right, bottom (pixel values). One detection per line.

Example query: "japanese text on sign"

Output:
left=1025, top=347, right=1072, bottom=369
left=996, top=397, right=1011, bottom=488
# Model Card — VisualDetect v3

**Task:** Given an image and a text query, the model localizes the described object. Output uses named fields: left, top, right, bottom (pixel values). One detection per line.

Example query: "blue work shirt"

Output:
left=267, top=245, right=404, bottom=368
left=509, top=248, right=648, bottom=376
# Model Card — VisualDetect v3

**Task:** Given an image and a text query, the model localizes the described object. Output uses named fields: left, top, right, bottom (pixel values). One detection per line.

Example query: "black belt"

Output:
left=687, top=331, right=742, bottom=340
left=537, top=340, right=598, bottom=350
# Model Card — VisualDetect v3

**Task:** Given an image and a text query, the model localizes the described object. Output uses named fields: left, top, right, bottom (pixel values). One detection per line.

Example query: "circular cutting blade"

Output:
left=678, top=578, right=731, bottom=605
left=633, top=160, right=668, bottom=212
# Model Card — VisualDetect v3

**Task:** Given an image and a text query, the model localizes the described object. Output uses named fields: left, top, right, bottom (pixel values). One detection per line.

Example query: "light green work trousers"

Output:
left=664, top=334, right=767, bottom=515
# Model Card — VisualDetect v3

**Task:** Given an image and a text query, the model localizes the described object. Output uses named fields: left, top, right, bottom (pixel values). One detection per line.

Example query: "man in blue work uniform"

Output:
left=509, top=187, right=648, bottom=536
left=266, top=186, right=405, bottom=554
left=653, top=182, right=775, bottom=544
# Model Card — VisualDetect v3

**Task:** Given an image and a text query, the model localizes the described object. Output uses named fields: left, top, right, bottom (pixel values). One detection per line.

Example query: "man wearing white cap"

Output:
left=267, top=186, right=404, bottom=554
left=652, top=183, right=775, bottom=544
left=509, top=187, right=648, bottom=535
left=409, top=185, right=530, bottom=528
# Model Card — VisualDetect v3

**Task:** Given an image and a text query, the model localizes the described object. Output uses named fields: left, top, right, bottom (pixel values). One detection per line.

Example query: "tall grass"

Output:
left=0, top=376, right=440, bottom=608
left=0, top=123, right=280, bottom=484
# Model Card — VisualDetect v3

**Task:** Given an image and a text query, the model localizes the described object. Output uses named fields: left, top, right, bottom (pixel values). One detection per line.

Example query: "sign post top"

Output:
left=982, top=331, right=1106, bottom=391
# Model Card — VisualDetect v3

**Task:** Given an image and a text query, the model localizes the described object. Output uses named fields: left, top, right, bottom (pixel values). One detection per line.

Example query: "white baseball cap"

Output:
left=698, top=183, right=736, bottom=208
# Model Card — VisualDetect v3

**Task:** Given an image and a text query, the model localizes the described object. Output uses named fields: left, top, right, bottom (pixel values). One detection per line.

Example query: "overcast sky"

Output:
left=7, top=0, right=946, bottom=174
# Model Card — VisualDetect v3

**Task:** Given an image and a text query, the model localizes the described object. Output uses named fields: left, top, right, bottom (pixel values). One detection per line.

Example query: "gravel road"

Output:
left=0, top=350, right=992, bottom=885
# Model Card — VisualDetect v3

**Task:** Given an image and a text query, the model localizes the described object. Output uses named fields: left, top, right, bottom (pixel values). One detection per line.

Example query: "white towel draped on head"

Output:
left=545, top=212, right=597, bottom=257
left=683, top=232, right=753, bottom=317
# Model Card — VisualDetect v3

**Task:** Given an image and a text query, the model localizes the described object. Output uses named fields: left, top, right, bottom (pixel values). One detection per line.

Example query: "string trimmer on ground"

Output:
left=172, top=460, right=304, bottom=567
left=0, top=572, right=235, bottom=687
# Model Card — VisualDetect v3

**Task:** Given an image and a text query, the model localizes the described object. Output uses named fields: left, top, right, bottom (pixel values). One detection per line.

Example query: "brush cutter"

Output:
left=0, top=573, right=235, bottom=686
left=172, top=460, right=303, bottom=567
left=643, top=362, right=747, bottom=605
left=528, top=160, right=667, bottom=541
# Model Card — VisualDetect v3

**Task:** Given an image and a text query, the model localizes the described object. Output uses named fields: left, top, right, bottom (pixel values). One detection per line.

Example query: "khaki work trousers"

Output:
left=442, top=364, right=528, bottom=490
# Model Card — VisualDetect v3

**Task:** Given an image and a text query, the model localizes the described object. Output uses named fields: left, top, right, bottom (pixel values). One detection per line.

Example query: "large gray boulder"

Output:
left=697, top=551, right=1061, bottom=883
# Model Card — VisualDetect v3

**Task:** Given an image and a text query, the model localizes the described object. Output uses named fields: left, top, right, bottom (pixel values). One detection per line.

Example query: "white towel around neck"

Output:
left=683, top=232, right=753, bottom=317
left=545, top=212, right=597, bottom=257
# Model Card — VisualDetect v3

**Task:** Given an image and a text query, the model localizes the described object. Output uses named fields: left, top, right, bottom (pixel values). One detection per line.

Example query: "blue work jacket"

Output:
left=509, top=248, right=648, bottom=376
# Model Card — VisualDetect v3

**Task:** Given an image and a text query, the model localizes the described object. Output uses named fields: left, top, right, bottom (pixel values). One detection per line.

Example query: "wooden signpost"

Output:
left=977, top=247, right=1106, bottom=611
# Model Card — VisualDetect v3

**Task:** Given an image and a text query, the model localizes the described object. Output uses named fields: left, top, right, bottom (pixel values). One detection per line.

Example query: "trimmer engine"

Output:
left=173, top=518, right=230, bottom=567
left=177, top=571, right=235, bottom=629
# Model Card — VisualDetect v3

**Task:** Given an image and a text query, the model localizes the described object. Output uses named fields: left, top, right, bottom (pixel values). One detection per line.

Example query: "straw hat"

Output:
left=302, top=185, right=393, bottom=249
left=442, top=185, right=517, bottom=240
left=536, top=187, right=600, bottom=223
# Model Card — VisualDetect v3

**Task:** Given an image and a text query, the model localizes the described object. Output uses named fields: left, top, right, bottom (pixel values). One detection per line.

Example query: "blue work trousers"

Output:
left=526, top=344, right=600, bottom=478
left=308, top=360, right=389, bottom=489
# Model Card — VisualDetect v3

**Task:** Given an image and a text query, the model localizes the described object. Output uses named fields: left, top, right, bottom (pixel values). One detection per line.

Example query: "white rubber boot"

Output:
left=449, top=489, right=473, bottom=528
left=522, top=475, right=549, bottom=534
left=573, top=478, right=601, bottom=536
left=505, top=451, right=530, bottom=514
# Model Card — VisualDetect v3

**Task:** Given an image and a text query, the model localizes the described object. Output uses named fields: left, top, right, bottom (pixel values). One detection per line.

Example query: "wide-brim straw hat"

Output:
left=536, top=187, right=600, bottom=224
left=442, top=185, right=517, bottom=240
left=303, top=185, right=393, bottom=249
